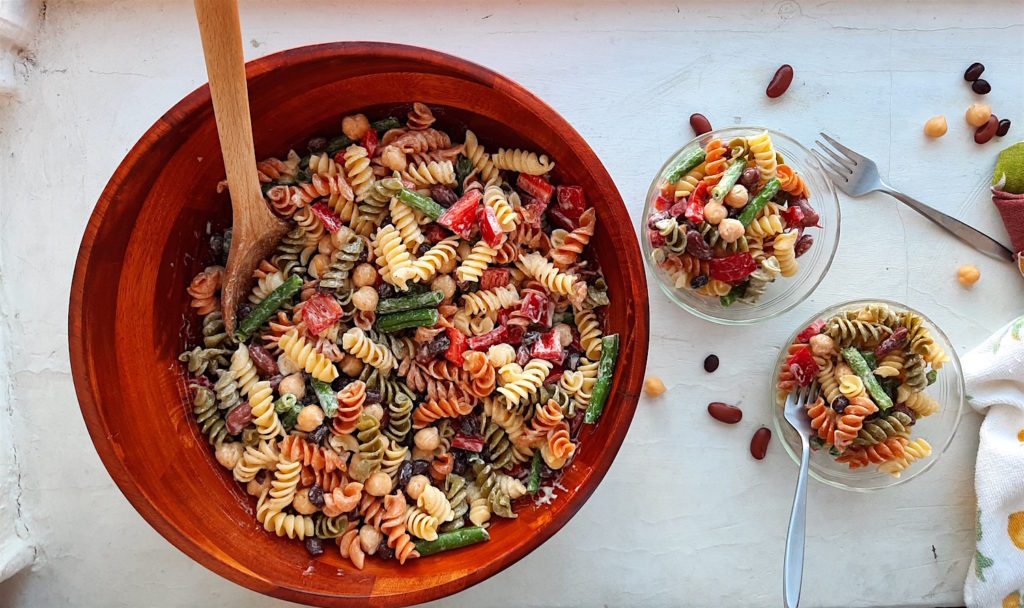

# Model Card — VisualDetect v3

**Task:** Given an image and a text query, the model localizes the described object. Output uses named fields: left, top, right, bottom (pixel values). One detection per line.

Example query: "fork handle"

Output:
left=879, top=186, right=1014, bottom=262
left=784, top=436, right=810, bottom=608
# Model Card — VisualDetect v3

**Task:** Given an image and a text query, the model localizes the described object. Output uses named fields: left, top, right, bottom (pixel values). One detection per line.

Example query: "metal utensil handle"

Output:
left=784, top=436, right=810, bottom=608
left=880, top=186, right=1014, bottom=262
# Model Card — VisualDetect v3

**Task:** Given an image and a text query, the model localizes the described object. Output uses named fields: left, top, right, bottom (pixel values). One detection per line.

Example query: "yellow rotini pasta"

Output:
left=497, top=358, right=552, bottom=407
left=279, top=329, right=339, bottom=382
left=773, top=231, right=799, bottom=278
left=517, top=252, right=586, bottom=304
left=574, top=307, right=602, bottom=360
left=342, top=327, right=397, bottom=373
left=490, top=147, right=555, bottom=175
left=249, top=380, right=284, bottom=440
left=456, top=238, right=502, bottom=283
left=462, top=130, right=501, bottom=185
left=401, top=161, right=456, bottom=188
left=483, top=181, right=519, bottom=232
left=374, top=224, right=417, bottom=290
left=747, top=130, right=778, bottom=184
left=343, top=144, right=373, bottom=202
left=389, top=197, right=425, bottom=253
left=461, top=284, right=520, bottom=316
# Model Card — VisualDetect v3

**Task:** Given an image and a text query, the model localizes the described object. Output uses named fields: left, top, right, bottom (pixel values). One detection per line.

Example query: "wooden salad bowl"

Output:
left=69, top=42, right=649, bottom=607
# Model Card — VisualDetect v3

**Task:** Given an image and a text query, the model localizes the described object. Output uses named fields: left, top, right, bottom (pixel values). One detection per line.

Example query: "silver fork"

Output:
left=782, top=383, right=820, bottom=608
left=813, top=133, right=1014, bottom=262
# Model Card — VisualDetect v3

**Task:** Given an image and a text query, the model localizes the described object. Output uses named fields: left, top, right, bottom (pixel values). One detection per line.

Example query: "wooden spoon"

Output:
left=194, top=0, right=288, bottom=334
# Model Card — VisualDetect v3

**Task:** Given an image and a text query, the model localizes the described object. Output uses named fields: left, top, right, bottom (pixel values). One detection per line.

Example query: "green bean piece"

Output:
left=371, top=116, right=402, bottom=134
left=527, top=451, right=542, bottom=494
left=710, top=158, right=748, bottom=201
left=376, top=308, right=440, bottom=333
left=311, top=379, right=338, bottom=417
left=273, top=394, right=301, bottom=429
left=325, top=135, right=355, bottom=156
left=736, top=178, right=782, bottom=227
left=235, top=274, right=303, bottom=341
left=584, top=334, right=620, bottom=424
left=454, top=156, right=474, bottom=195
left=376, top=290, right=444, bottom=315
left=397, top=188, right=445, bottom=220
left=926, top=370, right=938, bottom=386
left=841, top=347, right=893, bottom=411
left=414, top=527, right=490, bottom=556
left=860, top=351, right=877, bottom=370
left=720, top=284, right=746, bottom=307
left=663, top=148, right=707, bottom=183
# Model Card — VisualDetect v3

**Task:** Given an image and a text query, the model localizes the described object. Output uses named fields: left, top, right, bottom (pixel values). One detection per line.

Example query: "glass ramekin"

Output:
left=641, top=127, right=840, bottom=324
left=770, top=299, right=965, bottom=492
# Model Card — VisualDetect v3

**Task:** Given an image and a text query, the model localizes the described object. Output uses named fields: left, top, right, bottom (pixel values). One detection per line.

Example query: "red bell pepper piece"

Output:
left=504, top=324, right=525, bottom=346
left=683, top=181, right=709, bottom=224
left=653, top=193, right=672, bottom=212
left=783, top=205, right=805, bottom=229
left=438, top=190, right=481, bottom=238
left=422, top=224, right=449, bottom=244
left=309, top=202, right=344, bottom=233
left=531, top=330, right=564, bottom=363
left=517, top=174, right=554, bottom=204
left=520, top=196, right=549, bottom=225
left=302, top=293, right=343, bottom=336
left=452, top=433, right=485, bottom=452
left=648, top=231, right=667, bottom=248
left=445, top=327, right=468, bottom=366
left=480, top=268, right=510, bottom=291
left=795, top=319, right=826, bottom=343
left=360, top=128, right=379, bottom=159
left=709, top=252, right=757, bottom=282
left=467, top=325, right=508, bottom=351
left=554, top=186, right=587, bottom=226
left=785, top=346, right=819, bottom=387
left=477, top=204, right=504, bottom=247
left=518, top=290, right=549, bottom=323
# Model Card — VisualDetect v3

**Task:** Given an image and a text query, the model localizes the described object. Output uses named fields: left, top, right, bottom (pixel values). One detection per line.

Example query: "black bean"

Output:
left=427, top=333, right=451, bottom=357
left=356, top=247, right=369, bottom=263
left=209, top=233, right=224, bottom=262
left=452, top=455, right=467, bottom=476
left=236, top=302, right=255, bottom=323
left=396, top=460, right=413, bottom=489
left=971, top=79, right=991, bottom=95
left=308, top=485, right=325, bottom=508
left=307, top=137, right=328, bottom=154
left=964, top=62, right=985, bottom=82
left=689, top=275, right=709, bottom=289
left=331, top=377, right=348, bottom=391
left=459, top=415, right=480, bottom=436
left=997, top=119, right=1011, bottom=137
left=703, top=354, right=719, bottom=373
left=412, top=459, right=432, bottom=477
left=305, top=537, right=325, bottom=556
left=377, top=282, right=396, bottom=299
left=831, top=395, right=849, bottom=413
left=376, top=544, right=395, bottom=560
left=309, top=424, right=330, bottom=445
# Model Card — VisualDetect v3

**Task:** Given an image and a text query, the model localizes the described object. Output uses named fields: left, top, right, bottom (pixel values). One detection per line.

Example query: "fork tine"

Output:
left=819, top=132, right=869, bottom=164
left=811, top=150, right=848, bottom=182
left=815, top=141, right=855, bottom=172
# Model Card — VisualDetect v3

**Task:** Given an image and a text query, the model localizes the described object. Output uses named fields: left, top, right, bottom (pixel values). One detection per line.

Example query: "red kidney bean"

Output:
left=796, top=199, right=820, bottom=227
left=689, top=113, right=712, bottom=136
left=874, top=326, right=909, bottom=358
left=686, top=229, right=713, bottom=260
left=708, top=401, right=743, bottom=424
left=750, top=427, right=771, bottom=460
left=740, top=168, right=760, bottom=189
left=225, top=402, right=254, bottom=434
left=996, top=119, right=1011, bottom=137
left=964, top=62, right=984, bottom=81
left=975, top=115, right=999, bottom=144
left=766, top=64, right=794, bottom=98
left=703, top=354, right=720, bottom=373
left=971, top=79, right=991, bottom=95
left=794, top=234, right=814, bottom=258
left=248, top=344, right=278, bottom=376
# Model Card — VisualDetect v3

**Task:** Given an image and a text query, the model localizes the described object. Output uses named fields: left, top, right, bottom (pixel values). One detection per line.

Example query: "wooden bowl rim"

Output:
left=69, top=41, right=649, bottom=607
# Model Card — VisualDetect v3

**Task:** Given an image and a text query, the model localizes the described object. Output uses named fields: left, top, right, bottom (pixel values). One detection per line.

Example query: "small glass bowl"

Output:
left=641, top=127, right=841, bottom=324
left=770, top=299, right=966, bottom=492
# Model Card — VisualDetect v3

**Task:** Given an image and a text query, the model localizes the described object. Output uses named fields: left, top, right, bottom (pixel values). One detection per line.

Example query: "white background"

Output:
left=1, top=1, right=1023, bottom=606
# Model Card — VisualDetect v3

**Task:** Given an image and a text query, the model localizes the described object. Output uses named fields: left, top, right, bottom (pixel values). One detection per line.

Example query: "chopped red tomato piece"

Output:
left=709, top=252, right=756, bottom=282
left=302, top=293, right=342, bottom=336
left=445, top=327, right=468, bottom=366
left=653, top=193, right=672, bottom=212
left=360, top=128, right=379, bottom=159
left=467, top=325, right=508, bottom=351
left=309, top=202, right=344, bottom=233
left=438, top=190, right=481, bottom=238
left=519, top=196, right=548, bottom=225
left=480, top=268, right=510, bottom=291
left=554, top=186, right=586, bottom=225
left=796, top=319, right=826, bottom=343
left=531, top=330, right=564, bottom=363
left=785, top=346, right=819, bottom=387
left=683, top=182, right=709, bottom=224
left=452, top=434, right=485, bottom=452
left=518, top=290, right=549, bottom=323
left=517, top=174, right=554, bottom=204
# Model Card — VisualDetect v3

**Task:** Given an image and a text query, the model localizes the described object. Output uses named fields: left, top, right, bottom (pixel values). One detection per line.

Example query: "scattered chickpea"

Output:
left=809, top=334, right=836, bottom=357
left=957, top=264, right=981, bottom=287
left=352, top=286, right=379, bottom=312
left=644, top=376, right=666, bottom=397
left=277, top=354, right=300, bottom=376
left=364, top=471, right=393, bottom=497
left=717, top=218, right=745, bottom=243
left=703, top=201, right=727, bottom=225
left=352, top=263, right=378, bottom=288
left=341, top=113, right=370, bottom=141
left=724, top=184, right=749, bottom=209
left=214, top=442, right=244, bottom=470
left=363, top=403, right=384, bottom=421
left=553, top=323, right=573, bottom=348
left=278, top=373, right=306, bottom=400
left=923, top=115, right=948, bottom=138
left=431, top=274, right=457, bottom=302
left=406, top=474, right=430, bottom=501
left=340, top=354, right=364, bottom=377
left=414, top=427, right=441, bottom=452
left=965, top=103, right=992, bottom=128
left=295, top=404, right=325, bottom=433
left=359, top=525, right=382, bottom=555
left=292, top=488, right=318, bottom=515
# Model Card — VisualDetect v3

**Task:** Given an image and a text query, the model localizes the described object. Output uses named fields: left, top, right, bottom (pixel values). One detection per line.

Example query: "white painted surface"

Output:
left=1, top=0, right=1022, bottom=606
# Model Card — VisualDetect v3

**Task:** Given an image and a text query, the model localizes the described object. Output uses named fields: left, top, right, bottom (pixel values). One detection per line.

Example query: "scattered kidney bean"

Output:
left=363, top=388, right=382, bottom=405
left=794, top=234, right=814, bottom=258
left=830, top=395, right=849, bottom=413
left=647, top=210, right=672, bottom=231
left=975, top=115, right=999, bottom=144
left=689, top=113, right=712, bottom=136
left=412, top=459, right=432, bottom=477
left=750, top=427, right=771, bottom=460
left=704, top=354, right=719, bottom=373
left=689, top=274, right=709, bottom=289
left=685, top=229, right=713, bottom=260
left=766, top=64, right=794, bottom=98
left=740, top=168, right=760, bottom=189
left=225, top=402, right=254, bottom=435
left=874, top=326, right=909, bottom=358
left=248, top=344, right=278, bottom=376
left=707, top=401, right=742, bottom=424
left=971, top=79, right=991, bottom=95
left=996, top=119, right=1011, bottom=137
left=964, top=62, right=985, bottom=81
left=396, top=460, right=414, bottom=490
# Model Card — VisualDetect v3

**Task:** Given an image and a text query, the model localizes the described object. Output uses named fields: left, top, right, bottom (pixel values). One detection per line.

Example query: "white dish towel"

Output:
left=964, top=315, right=1024, bottom=608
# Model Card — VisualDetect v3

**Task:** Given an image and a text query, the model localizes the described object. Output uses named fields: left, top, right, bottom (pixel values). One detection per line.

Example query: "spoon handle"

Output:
left=784, top=436, right=810, bottom=608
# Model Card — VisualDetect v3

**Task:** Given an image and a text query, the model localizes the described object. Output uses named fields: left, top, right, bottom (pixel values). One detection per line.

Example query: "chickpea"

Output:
left=352, top=286, right=379, bottom=312
left=431, top=274, right=457, bottom=302
left=957, top=264, right=981, bottom=287
left=296, top=404, right=325, bottom=433
left=278, top=373, right=306, bottom=400
left=723, top=184, right=749, bottom=209
left=317, top=235, right=334, bottom=255
left=247, top=474, right=270, bottom=497
left=644, top=376, right=666, bottom=397
left=406, top=475, right=430, bottom=501
left=380, top=145, right=407, bottom=172
left=292, top=488, right=318, bottom=515
left=340, top=354, right=364, bottom=377
left=703, top=201, right=728, bottom=225
left=352, top=263, right=378, bottom=288
left=965, top=103, right=992, bottom=128
left=309, top=253, right=330, bottom=280
left=716, top=218, right=745, bottom=243
left=440, top=249, right=459, bottom=274
left=456, top=241, right=472, bottom=263
left=215, top=442, right=244, bottom=470
left=277, top=354, right=300, bottom=376
left=414, top=427, right=441, bottom=452
left=365, top=471, right=393, bottom=497
left=809, top=334, right=835, bottom=357
left=359, top=525, right=382, bottom=555
left=923, top=115, right=948, bottom=138
left=341, top=113, right=370, bottom=141
left=411, top=447, right=434, bottom=462
left=330, top=226, right=355, bottom=250
left=553, top=323, right=573, bottom=348
left=363, top=403, right=384, bottom=421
